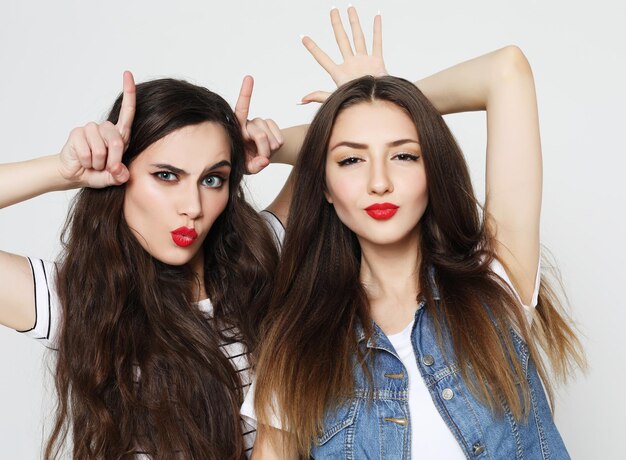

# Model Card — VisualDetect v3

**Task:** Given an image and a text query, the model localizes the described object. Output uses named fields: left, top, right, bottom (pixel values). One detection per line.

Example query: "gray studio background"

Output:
left=1, top=0, right=624, bottom=458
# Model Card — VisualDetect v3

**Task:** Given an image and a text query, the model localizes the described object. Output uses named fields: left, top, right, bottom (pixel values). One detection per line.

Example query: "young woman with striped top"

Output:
left=0, top=74, right=295, bottom=459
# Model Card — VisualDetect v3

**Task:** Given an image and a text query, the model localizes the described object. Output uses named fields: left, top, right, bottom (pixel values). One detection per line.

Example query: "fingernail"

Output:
left=348, top=3, right=353, bottom=8
left=330, top=5, right=337, bottom=11
left=299, top=34, right=305, bottom=40
left=377, top=10, right=381, bottom=15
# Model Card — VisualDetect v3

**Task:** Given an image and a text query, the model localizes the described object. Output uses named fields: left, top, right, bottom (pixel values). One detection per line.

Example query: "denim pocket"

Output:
left=316, top=398, right=360, bottom=446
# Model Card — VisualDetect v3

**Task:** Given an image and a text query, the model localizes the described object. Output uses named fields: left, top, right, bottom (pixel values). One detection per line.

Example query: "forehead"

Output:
left=329, top=100, right=419, bottom=145
left=133, top=121, right=231, bottom=168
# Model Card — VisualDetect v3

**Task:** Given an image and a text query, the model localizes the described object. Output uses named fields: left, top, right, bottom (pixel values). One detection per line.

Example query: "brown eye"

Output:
left=393, top=152, right=419, bottom=161
left=338, top=157, right=362, bottom=166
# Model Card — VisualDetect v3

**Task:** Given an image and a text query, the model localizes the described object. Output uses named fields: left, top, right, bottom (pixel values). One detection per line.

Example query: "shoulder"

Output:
left=18, top=257, right=60, bottom=348
left=489, top=256, right=540, bottom=325
left=260, top=210, right=285, bottom=250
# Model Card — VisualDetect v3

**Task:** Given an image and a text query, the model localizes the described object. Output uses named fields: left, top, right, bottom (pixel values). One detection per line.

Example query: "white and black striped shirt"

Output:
left=20, top=210, right=285, bottom=458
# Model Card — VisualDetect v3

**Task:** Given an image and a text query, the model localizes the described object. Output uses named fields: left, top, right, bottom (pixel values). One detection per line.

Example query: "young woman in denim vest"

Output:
left=248, top=7, right=585, bottom=459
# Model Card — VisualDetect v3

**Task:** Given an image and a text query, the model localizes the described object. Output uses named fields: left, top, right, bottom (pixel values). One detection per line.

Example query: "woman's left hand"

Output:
left=301, top=6, right=388, bottom=104
left=234, top=75, right=284, bottom=174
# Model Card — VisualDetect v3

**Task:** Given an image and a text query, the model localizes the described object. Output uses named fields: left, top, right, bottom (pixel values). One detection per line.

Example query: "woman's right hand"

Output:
left=58, top=71, right=136, bottom=188
left=300, top=6, right=388, bottom=104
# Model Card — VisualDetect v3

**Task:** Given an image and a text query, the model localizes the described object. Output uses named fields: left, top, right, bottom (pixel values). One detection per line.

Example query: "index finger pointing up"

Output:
left=116, top=70, right=136, bottom=143
left=234, top=75, right=254, bottom=127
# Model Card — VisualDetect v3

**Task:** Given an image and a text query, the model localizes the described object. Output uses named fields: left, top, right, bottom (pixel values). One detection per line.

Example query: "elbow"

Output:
left=495, top=45, right=533, bottom=82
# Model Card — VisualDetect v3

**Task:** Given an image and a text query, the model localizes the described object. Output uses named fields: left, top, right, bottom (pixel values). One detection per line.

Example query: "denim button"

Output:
left=442, top=388, right=454, bottom=400
left=422, top=354, right=435, bottom=366
left=472, top=442, right=485, bottom=455
left=384, top=372, right=405, bottom=379
left=383, top=417, right=408, bottom=426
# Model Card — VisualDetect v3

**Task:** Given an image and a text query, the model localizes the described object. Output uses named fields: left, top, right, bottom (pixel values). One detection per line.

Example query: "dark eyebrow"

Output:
left=329, top=139, right=420, bottom=152
left=151, top=160, right=232, bottom=176
left=151, top=163, right=186, bottom=174
left=388, top=139, right=420, bottom=147
left=204, top=160, right=232, bottom=173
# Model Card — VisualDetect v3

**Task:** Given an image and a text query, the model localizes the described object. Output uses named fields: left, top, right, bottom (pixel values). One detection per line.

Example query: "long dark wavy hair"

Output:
left=254, top=76, right=585, bottom=456
left=46, top=79, right=278, bottom=459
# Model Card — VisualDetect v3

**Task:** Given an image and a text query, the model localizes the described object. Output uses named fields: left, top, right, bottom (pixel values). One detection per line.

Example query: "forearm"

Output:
left=415, top=46, right=533, bottom=115
left=251, top=427, right=297, bottom=460
left=0, top=154, right=77, bottom=209
left=270, top=124, right=308, bottom=166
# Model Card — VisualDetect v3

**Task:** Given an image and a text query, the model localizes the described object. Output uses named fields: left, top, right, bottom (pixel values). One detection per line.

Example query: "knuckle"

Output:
left=93, top=148, right=107, bottom=158
left=110, top=139, right=124, bottom=150
left=69, top=127, right=83, bottom=139
left=77, top=149, right=91, bottom=161
left=254, top=132, right=268, bottom=142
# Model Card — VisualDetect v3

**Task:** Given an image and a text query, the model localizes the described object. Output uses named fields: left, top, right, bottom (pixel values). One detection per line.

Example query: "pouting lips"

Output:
left=364, top=203, right=399, bottom=220
left=171, top=227, right=198, bottom=247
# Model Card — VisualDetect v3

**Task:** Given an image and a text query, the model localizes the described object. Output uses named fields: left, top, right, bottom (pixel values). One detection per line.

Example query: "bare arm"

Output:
left=0, top=155, right=74, bottom=330
left=270, top=7, right=388, bottom=226
left=416, top=47, right=541, bottom=304
left=264, top=125, right=306, bottom=224
left=296, top=8, right=540, bottom=302
left=251, top=427, right=297, bottom=460
left=0, top=72, right=136, bottom=332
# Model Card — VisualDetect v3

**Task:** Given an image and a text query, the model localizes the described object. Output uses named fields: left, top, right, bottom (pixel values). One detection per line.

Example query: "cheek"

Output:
left=124, top=184, right=151, bottom=227
left=325, top=169, right=362, bottom=207
left=202, top=189, right=230, bottom=220
left=325, top=178, right=362, bottom=226
left=124, top=179, right=168, bottom=224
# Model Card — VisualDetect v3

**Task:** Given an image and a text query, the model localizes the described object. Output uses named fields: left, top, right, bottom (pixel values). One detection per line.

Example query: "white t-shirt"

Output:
left=386, top=258, right=540, bottom=459
left=19, top=210, right=285, bottom=459
left=240, top=257, right=541, bottom=458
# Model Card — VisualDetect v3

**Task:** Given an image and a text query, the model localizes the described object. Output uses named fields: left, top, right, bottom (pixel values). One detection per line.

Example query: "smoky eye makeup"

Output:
left=201, top=174, right=226, bottom=188
left=152, top=170, right=178, bottom=182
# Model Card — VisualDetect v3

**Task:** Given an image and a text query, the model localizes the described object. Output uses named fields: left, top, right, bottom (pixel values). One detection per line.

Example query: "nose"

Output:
left=178, top=184, right=203, bottom=220
left=368, top=159, right=393, bottom=195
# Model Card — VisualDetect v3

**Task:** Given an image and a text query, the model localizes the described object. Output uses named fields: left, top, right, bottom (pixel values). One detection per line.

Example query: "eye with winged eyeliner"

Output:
left=337, top=156, right=363, bottom=166
left=392, top=152, right=420, bottom=161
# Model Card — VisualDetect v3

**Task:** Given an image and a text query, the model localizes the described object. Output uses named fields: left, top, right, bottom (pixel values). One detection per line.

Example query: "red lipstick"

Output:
left=365, top=203, right=399, bottom=220
left=171, top=226, right=198, bottom=247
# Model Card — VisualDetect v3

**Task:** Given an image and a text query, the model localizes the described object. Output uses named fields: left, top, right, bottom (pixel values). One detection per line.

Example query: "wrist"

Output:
left=49, top=154, right=83, bottom=191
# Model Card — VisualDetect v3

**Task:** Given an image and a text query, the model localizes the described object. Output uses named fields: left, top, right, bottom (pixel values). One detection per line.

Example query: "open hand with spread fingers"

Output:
left=234, top=75, right=284, bottom=174
left=57, top=71, right=136, bottom=188
left=301, top=6, right=388, bottom=104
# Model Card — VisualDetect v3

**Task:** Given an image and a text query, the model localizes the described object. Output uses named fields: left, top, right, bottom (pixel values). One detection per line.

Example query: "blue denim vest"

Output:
left=310, top=291, right=570, bottom=459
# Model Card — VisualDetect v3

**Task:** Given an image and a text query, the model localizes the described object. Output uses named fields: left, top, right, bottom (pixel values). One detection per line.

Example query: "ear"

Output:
left=323, top=186, right=333, bottom=204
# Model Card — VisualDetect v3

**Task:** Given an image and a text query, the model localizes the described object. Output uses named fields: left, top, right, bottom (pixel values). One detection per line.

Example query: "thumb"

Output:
left=246, top=156, right=270, bottom=174
left=108, top=163, right=130, bottom=185
left=300, top=90, right=332, bottom=105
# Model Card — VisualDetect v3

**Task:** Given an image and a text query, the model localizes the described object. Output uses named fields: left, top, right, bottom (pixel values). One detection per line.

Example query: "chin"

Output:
left=357, top=229, right=419, bottom=248
left=149, top=250, right=196, bottom=267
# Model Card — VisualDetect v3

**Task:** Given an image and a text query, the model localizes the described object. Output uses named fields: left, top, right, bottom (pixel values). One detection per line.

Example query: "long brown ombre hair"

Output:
left=46, top=79, right=278, bottom=459
left=254, top=76, right=584, bottom=456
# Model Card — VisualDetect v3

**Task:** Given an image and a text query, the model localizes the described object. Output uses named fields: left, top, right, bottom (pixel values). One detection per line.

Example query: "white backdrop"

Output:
left=1, top=0, right=624, bottom=458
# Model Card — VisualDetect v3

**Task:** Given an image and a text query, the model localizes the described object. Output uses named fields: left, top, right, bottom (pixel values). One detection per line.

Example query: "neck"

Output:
left=359, top=231, right=422, bottom=334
